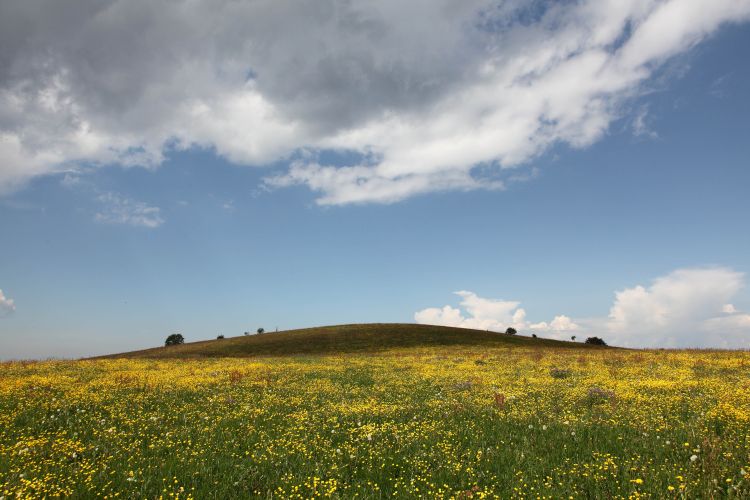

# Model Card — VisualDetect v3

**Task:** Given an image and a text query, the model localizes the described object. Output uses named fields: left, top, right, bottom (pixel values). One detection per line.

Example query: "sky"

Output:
left=1, top=0, right=750, bottom=359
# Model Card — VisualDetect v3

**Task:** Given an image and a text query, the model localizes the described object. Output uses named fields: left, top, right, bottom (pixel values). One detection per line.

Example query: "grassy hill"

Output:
left=97, top=323, right=599, bottom=359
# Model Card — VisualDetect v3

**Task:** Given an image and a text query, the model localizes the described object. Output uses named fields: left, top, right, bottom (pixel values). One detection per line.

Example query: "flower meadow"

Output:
left=1, top=346, right=749, bottom=498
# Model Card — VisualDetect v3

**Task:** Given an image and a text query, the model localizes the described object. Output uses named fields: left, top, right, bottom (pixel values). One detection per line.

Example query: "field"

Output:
left=1, top=325, right=749, bottom=498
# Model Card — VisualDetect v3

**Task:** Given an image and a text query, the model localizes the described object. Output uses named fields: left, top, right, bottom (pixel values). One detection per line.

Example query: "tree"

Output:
left=505, top=327, right=517, bottom=335
left=531, top=333, right=537, bottom=338
left=257, top=327, right=265, bottom=334
left=585, top=336, right=607, bottom=346
left=571, top=336, right=576, bottom=341
left=165, top=333, right=184, bottom=346
left=217, top=334, right=225, bottom=339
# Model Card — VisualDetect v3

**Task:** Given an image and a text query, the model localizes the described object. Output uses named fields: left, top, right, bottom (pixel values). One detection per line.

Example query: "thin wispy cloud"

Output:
left=631, top=105, right=659, bottom=139
left=0, top=0, right=748, bottom=203
left=94, top=192, right=164, bottom=228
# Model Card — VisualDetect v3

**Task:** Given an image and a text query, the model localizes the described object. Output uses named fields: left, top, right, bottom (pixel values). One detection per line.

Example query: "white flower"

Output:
left=367, top=434, right=372, bottom=441
left=741, top=468, right=747, bottom=476
left=690, top=455, right=698, bottom=462
left=665, top=440, right=671, bottom=445
left=542, top=425, right=547, bottom=431
left=528, top=424, right=533, bottom=429
left=571, top=431, right=576, bottom=436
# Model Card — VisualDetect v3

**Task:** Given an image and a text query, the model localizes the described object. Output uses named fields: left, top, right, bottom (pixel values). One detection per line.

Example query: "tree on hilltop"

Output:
left=165, top=333, right=184, bottom=346
left=505, top=327, right=517, bottom=335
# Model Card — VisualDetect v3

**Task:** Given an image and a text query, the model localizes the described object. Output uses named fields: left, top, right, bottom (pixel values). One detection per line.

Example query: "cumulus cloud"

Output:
left=0, top=0, right=748, bottom=202
left=0, top=289, right=15, bottom=316
left=417, top=267, right=750, bottom=348
left=94, top=192, right=164, bottom=228
left=530, top=315, right=581, bottom=333
left=414, top=290, right=578, bottom=333
left=605, top=267, right=750, bottom=348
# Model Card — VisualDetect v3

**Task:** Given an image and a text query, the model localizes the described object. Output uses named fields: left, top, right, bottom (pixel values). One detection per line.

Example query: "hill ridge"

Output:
left=94, top=323, right=600, bottom=359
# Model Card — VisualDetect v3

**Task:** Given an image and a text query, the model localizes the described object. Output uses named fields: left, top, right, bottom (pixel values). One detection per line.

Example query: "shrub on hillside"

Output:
left=505, top=327, right=517, bottom=335
left=585, top=336, right=607, bottom=346
left=257, top=327, right=265, bottom=334
left=217, top=334, right=225, bottom=339
left=164, top=333, right=184, bottom=346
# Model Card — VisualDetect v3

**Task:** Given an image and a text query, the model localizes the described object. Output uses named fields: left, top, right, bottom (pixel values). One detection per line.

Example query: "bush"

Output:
left=531, top=333, right=537, bottom=338
left=217, top=334, right=225, bottom=340
left=164, top=333, right=184, bottom=346
left=505, top=327, right=517, bottom=335
left=257, top=327, right=265, bottom=334
left=585, top=336, right=607, bottom=346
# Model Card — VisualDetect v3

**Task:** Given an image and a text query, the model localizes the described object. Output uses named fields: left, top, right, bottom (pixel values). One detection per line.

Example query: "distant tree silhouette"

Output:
left=532, top=333, right=537, bottom=338
left=257, top=327, right=265, bottom=334
left=571, top=335, right=576, bottom=341
left=585, top=336, right=607, bottom=346
left=217, top=334, right=225, bottom=339
left=165, top=333, right=184, bottom=346
left=244, top=331, right=250, bottom=336
left=505, top=327, right=517, bottom=335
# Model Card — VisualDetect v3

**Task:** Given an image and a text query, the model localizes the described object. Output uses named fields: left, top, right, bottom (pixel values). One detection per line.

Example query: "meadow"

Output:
left=1, top=328, right=749, bottom=498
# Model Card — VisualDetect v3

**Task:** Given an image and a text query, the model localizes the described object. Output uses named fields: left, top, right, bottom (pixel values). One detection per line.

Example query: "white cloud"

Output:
left=605, top=267, right=749, bottom=348
left=0, top=0, right=748, bottom=202
left=550, top=315, right=579, bottom=332
left=414, top=290, right=577, bottom=333
left=0, top=289, right=16, bottom=316
left=94, top=192, right=164, bottom=228
left=416, top=267, right=750, bottom=348
left=723, top=303, right=737, bottom=314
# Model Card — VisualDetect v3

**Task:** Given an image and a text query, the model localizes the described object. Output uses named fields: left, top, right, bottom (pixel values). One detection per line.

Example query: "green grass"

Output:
left=3, top=347, right=749, bottom=499
left=9, top=326, right=746, bottom=499
left=97, top=323, right=599, bottom=359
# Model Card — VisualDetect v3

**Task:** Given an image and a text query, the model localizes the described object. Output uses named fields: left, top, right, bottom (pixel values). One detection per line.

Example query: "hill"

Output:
left=96, top=323, right=600, bottom=359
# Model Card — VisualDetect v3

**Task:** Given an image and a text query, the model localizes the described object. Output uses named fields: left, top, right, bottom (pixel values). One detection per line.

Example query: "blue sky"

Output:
left=1, top=1, right=750, bottom=357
